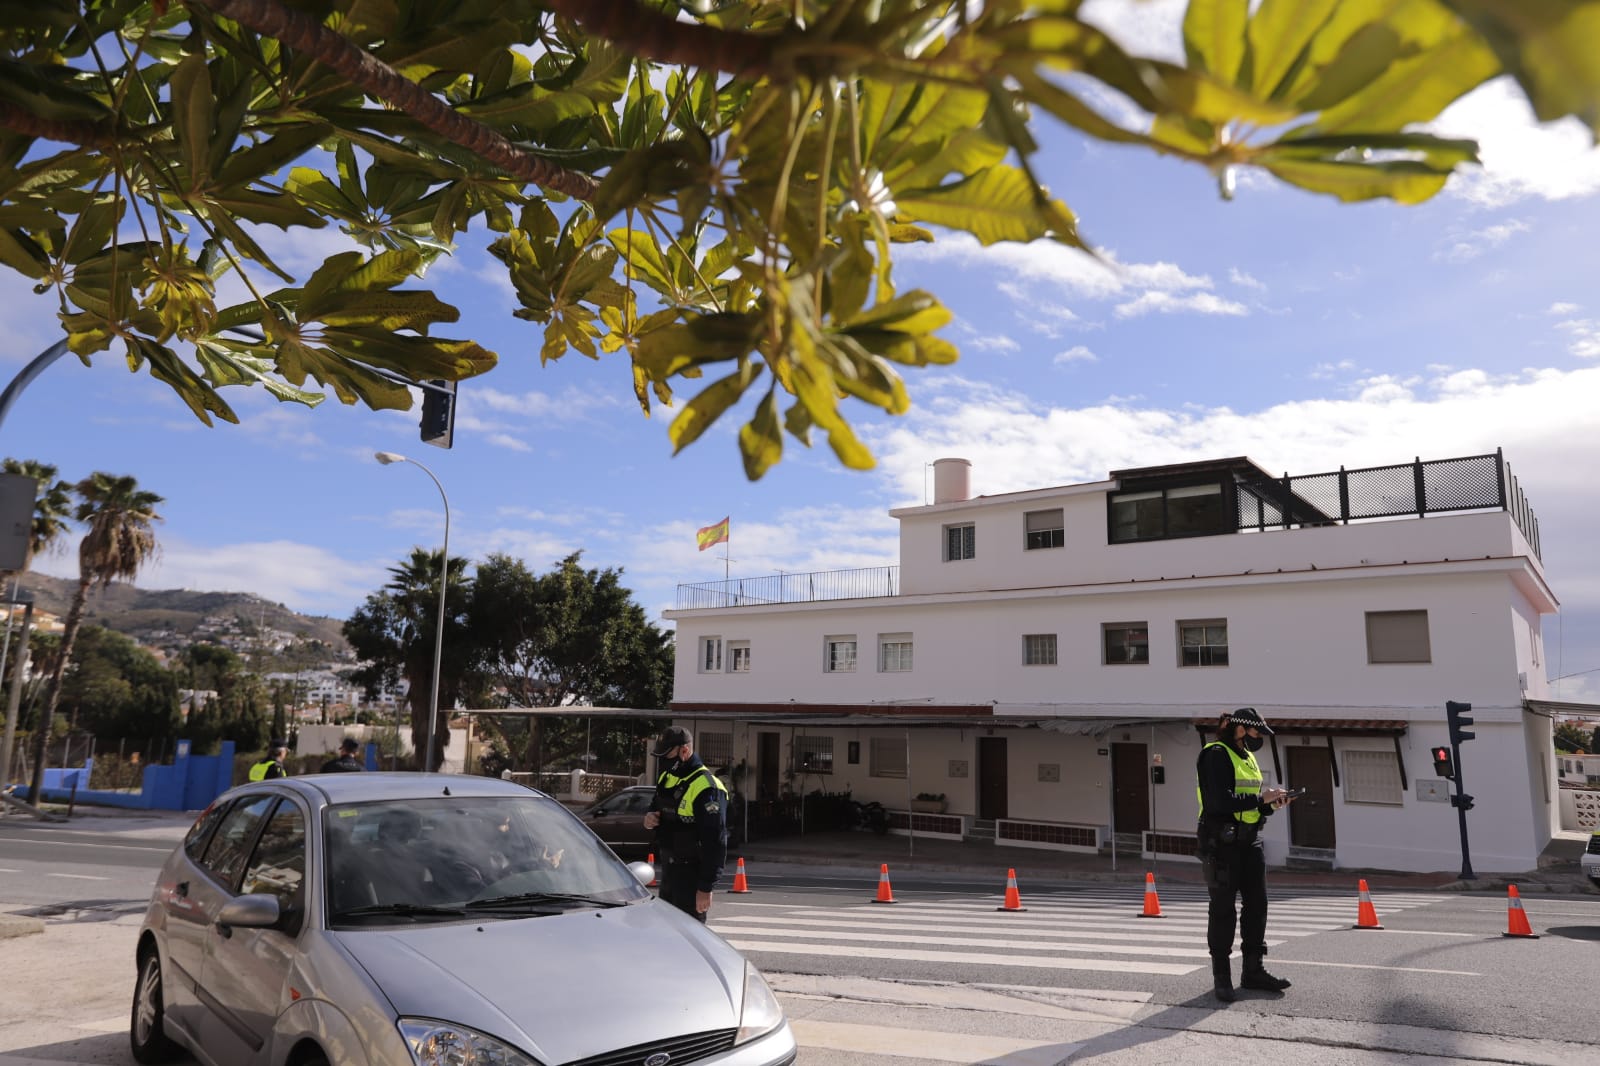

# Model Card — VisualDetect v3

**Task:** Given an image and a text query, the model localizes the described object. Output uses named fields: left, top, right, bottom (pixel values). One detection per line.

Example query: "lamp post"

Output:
left=375, top=451, right=450, bottom=773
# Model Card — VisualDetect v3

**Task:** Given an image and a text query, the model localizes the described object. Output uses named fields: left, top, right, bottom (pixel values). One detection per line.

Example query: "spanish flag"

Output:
left=696, top=516, right=730, bottom=551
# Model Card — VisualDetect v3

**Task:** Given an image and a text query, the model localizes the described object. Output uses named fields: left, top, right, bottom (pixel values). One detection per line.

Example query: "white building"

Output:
left=664, top=450, right=1563, bottom=875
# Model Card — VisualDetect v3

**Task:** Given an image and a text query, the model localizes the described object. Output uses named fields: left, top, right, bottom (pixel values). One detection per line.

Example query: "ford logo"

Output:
left=644, top=1055, right=671, bottom=1066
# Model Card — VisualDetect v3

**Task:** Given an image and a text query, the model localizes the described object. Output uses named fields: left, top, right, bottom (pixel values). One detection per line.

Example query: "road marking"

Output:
left=715, top=914, right=1288, bottom=947
left=0, top=838, right=171, bottom=852
left=722, top=939, right=1199, bottom=975
left=47, top=873, right=108, bottom=881
left=1271, top=959, right=1481, bottom=976
left=759, top=906, right=1340, bottom=935
left=720, top=924, right=1216, bottom=957
left=789, top=1019, right=1084, bottom=1064
left=0, top=867, right=20, bottom=873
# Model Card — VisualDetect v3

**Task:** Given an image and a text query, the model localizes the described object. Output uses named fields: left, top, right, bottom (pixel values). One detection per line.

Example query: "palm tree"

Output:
left=29, top=473, right=162, bottom=806
left=0, top=459, right=75, bottom=786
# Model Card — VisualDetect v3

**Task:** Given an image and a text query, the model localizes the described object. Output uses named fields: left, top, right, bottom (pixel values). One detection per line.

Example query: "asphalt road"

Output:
left=2, top=822, right=1596, bottom=1065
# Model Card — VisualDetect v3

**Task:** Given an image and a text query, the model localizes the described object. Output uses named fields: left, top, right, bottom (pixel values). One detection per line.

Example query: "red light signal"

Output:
left=1431, top=746, right=1455, bottom=780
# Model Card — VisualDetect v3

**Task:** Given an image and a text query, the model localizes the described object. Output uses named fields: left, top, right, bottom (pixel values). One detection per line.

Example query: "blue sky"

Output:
left=6, top=0, right=1600, bottom=701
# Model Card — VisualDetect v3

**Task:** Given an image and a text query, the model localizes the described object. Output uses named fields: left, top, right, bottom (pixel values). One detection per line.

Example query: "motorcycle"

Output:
left=847, top=799, right=890, bottom=835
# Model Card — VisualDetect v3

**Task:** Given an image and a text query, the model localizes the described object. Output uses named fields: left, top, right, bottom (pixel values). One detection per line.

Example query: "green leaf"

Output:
left=129, top=336, right=239, bottom=427
left=1246, top=0, right=1342, bottom=100
left=169, top=53, right=214, bottom=189
left=1311, top=25, right=1499, bottom=133
left=0, top=227, right=49, bottom=278
left=0, top=58, right=112, bottom=122
left=217, top=125, right=333, bottom=187
left=194, top=341, right=328, bottom=406
left=896, top=167, right=1072, bottom=246
left=607, top=227, right=677, bottom=297
left=669, top=361, right=762, bottom=454
left=1261, top=131, right=1479, bottom=172
left=1184, top=0, right=1251, bottom=86
left=1442, top=0, right=1600, bottom=135
left=1259, top=156, right=1450, bottom=202
left=738, top=388, right=783, bottom=480
left=840, top=290, right=951, bottom=335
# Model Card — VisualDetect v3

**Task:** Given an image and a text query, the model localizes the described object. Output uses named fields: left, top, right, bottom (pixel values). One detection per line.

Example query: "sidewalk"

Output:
left=729, top=829, right=1599, bottom=896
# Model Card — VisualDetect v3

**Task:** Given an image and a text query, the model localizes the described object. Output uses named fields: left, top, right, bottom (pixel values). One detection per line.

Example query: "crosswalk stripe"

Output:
left=789, top=1019, right=1084, bottom=1064
left=754, top=906, right=1341, bottom=935
left=719, top=924, right=1216, bottom=957
left=715, top=913, right=1280, bottom=945
left=723, top=939, right=1200, bottom=975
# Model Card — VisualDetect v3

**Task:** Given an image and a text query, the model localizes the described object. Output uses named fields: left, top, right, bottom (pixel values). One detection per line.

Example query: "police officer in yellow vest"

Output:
left=248, top=740, right=289, bottom=782
left=642, top=726, right=727, bottom=922
left=1197, top=708, right=1296, bottom=1002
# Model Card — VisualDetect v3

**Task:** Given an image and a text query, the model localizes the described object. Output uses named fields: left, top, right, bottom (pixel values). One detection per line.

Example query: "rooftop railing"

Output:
left=1235, top=448, right=1540, bottom=560
left=676, top=565, right=898, bottom=610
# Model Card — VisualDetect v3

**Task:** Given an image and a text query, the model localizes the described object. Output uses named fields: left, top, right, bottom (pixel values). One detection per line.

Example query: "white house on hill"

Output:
left=663, top=450, right=1560, bottom=875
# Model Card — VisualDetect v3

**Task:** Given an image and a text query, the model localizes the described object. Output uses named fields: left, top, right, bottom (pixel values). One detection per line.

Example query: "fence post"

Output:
left=1412, top=456, right=1426, bottom=517
left=1338, top=466, right=1350, bottom=524
left=1494, top=447, right=1507, bottom=510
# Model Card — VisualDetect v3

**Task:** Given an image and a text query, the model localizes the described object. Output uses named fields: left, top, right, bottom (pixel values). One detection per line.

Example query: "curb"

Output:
left=0, top=912, right=45, bottom=939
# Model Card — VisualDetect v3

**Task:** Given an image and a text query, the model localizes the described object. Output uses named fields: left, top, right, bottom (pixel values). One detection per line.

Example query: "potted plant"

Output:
left=912, top=792, right=947, bottom=814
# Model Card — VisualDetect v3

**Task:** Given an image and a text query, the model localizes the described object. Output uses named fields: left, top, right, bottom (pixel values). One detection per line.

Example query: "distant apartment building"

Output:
left=664, top=450, right=1564, bottom=875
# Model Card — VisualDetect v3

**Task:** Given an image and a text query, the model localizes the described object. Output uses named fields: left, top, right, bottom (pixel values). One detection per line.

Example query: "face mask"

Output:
left=657, top=749, right=684, bottom=774
left=1242, top=734, right=1265, bottom=753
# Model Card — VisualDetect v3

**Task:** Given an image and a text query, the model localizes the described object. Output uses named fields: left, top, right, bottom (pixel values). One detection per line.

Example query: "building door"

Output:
left=978, top=736, right=1008, bottom=820
left=757, top=732, right=780, bottom=800
left=1288, top=746, right=1337, bottom=849
left=1111, top=743, right=1150, bottom=835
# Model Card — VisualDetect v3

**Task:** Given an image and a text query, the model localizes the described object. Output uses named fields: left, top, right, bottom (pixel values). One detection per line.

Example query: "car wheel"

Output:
left=130, top=949, right=182, bottom=1064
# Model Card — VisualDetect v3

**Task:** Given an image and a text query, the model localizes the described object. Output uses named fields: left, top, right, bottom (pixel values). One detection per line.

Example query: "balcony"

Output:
left=676, top=565, right=898, bottom=610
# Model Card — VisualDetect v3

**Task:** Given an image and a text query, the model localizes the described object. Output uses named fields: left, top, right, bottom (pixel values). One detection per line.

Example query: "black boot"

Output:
left=1211, top=959, right=1235, bottom=1003
left=1240, top=956, right=1291, bottom=992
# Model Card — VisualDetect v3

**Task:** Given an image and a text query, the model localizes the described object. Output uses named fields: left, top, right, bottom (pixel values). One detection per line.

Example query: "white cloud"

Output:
left=1434, top=218, right=1530, bottom=263
left=971, top=335, right=1021, bottom=353
left=1079, top=0, right=1185, bottom=61
left=1310, top=360, right=1357, bottom=380
left=1548, top=302, right=1581, bottom=315
left=1556, top=319, right=1600, bottom=359
left=1054, top=345, right=1098, bottom=365
left=1229, top=268, right=1266, bottom=292
left=487, top=432, right=533, bottom=452
left=1114, top=291, right=1248, bottom=318
left=1435, top=78, right=1600, bottom=207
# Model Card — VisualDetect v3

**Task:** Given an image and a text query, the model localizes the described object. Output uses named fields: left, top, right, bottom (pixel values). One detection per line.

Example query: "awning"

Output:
left=1188, top=716, right=1410, bottom=737
left=1525, top=699, right=1600, bottom=721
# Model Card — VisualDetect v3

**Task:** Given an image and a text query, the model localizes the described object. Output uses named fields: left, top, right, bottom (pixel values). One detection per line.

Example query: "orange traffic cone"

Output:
left=997, top=868, right=1027, bottom=912
left=1353, top=879, right=1384, bottom=929
left=1502, top=884, right=1539, bottom=938
left=1137, top=872, right=1164, bottom=918
left=646, top=853, right=658, bottom=887
left=729, top=857, right=751, bottom=893
left=871, top=863, right=897, bottom=904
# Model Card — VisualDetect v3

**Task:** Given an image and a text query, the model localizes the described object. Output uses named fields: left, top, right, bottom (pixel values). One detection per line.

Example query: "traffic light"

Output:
left=1451, top=793, right=1475, bottom=811
left=419, top=379, right=457, bottom=449
left=1446, top=700, right=1475, bottom=746
left=1431, top=746, right=1455, bottom=780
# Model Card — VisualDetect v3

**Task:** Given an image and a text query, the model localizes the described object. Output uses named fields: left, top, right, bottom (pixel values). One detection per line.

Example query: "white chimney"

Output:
left=932, top=458, right=971, bottom=504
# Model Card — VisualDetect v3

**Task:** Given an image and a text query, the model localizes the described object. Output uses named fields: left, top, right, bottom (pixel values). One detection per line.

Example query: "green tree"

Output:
left=2, top=3, right=1596, bottom=475
left=343, top=547, right=474, bottom=770
left=30, top=473, right=162, bottom=802
left=56, top=625, right=180, bottom=744
left=470, top=552, right=673, bottom=772
left=1554, top=723, right=1596, bottom=754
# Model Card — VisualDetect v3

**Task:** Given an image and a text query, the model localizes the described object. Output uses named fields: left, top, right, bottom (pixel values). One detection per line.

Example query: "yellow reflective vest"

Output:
left=248, top=759, right=284, bottom=782
left=1196, top=741, right=1264, bottom=825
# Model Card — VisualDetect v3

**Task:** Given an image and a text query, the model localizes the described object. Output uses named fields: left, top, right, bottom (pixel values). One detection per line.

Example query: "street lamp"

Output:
left=375, top=451, right=450, bottom=773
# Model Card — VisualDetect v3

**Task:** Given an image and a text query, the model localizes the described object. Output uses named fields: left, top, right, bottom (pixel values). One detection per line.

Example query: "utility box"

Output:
left=1416, top=778, right=1449, bottom=803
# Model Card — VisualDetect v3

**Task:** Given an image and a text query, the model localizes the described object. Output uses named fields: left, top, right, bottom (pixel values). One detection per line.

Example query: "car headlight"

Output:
left=736, top=962, right=784, bottom=1044
left=399, top=1018, right=541, bottom=1066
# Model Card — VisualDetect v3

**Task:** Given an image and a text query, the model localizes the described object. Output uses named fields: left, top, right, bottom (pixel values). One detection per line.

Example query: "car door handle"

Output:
left=175, top=881, right=189, bottom=896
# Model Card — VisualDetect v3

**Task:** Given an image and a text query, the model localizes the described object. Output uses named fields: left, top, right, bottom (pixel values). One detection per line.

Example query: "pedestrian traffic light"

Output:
left=1431, top=746, right=1455, bottom=780
left=1451, top=793, right=1475, bottom=811
left=419, top=379, right=457, bottom=449
left=1446, top=700, right=1475, bottom=746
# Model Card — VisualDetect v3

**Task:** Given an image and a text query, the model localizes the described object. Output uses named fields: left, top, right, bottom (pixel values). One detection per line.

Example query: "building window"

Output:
left=879, top=634, right=913, bottom=672
left=1109, top=481, right=1228, bottom=542
left=1366, top=610, right=1431, bottom=663
left=1103, top=623, right=1149, bottom=664
left=699, top=636, right=722, bottom=673
left=699, top=731, right=733, bottom=770
left=1343, top=750, right=1403, bottom=805
left=1179, top=621, right=1228, bottom=667
left=825, top=636, right=857, bottom=673
left=795, top=736, right=834, bottom=775
left=727, top=641, right=751, bottom=673
left=1025, top=509, right=1064, bottom=550
left=870, top=737, right=907, bottom=778
left=1023, top=634, right=1058, bottom=665
left=944, top=523, right=975, bottom=561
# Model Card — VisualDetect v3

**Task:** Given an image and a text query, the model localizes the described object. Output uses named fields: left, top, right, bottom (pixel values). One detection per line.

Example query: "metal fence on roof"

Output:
left=675, top=565, right=899, bottom=610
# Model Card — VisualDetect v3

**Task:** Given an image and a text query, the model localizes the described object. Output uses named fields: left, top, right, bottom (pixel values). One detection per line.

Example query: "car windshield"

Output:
left=323, top=795, right=648, bottom=925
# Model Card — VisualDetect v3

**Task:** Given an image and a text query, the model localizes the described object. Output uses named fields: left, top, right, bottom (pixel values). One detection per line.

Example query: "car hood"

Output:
left=334, top=900, right=744, bottom=1062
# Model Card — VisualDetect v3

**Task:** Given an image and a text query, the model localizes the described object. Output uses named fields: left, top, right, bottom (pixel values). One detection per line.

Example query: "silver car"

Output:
left=131, top=773, right=795, bottom=1066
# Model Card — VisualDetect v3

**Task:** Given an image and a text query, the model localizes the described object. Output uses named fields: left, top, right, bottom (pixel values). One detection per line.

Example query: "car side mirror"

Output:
left=627, top=861, right=654, bottom=887
left=592, top=809, right=607, bottom=817
left=217, top=893, right=282, bottom=933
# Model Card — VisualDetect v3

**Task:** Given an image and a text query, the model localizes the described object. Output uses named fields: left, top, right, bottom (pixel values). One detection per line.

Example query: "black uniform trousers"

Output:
left=659, top=860, right=706, bottom=923
left=1201, top=838, right=1269, bottom=962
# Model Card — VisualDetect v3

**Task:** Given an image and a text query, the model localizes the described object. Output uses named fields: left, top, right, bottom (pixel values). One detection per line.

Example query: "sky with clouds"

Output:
left=6, top=0, right=1600, bottom=703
